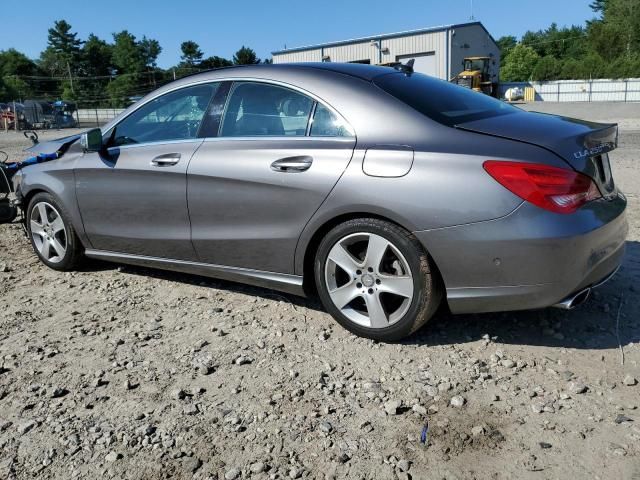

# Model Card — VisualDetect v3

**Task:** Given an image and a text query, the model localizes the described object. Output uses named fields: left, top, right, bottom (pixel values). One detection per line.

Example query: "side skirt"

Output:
left=84, top=249, right=306, bottom=296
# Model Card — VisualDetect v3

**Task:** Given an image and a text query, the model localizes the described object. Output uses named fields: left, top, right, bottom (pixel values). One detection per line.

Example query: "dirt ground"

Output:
left=0, top=103, right=639, bottom=480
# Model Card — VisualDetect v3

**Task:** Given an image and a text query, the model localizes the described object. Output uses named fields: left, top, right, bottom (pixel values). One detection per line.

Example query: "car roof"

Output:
left=290, top=62, right=397, bottom=80
left=182, top=62, right=397, bottom=83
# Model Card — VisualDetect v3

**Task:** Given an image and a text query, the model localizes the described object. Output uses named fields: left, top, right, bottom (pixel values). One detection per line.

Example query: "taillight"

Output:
left=483, top=161, right=601, bottom=214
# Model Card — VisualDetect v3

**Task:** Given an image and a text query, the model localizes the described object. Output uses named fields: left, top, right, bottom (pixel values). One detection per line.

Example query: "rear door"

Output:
left=75, top=82, right=218, bottom=260
left=187, top=81, right=356, bottom=273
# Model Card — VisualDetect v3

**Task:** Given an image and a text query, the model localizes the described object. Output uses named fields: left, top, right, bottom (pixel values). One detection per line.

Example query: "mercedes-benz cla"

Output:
left=12, top=63, right=627, bottom=341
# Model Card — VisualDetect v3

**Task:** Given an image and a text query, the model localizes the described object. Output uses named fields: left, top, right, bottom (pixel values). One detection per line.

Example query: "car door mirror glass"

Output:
left=81, top=128, right=103, bottom=152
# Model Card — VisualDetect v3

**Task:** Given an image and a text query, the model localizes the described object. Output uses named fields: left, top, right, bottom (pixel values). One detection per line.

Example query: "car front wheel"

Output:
left=314, top=218, right=442, bottom=342
left=27, top=192, right=82, bottom=271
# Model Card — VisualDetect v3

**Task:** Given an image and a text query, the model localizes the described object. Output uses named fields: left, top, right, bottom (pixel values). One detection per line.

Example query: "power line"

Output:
left=6, top=66, right=210, bottom=82
left=519, top=33, right=588, bottom=48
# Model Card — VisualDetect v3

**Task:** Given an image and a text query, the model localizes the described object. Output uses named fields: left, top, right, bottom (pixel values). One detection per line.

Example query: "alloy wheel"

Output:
left=30, top=201, right=67, bottom=264
left=324, top=232, right=414, bottom=329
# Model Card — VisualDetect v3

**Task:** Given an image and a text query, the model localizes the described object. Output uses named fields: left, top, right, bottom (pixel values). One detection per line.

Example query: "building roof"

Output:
left=272, top=21, right=496, bottom=55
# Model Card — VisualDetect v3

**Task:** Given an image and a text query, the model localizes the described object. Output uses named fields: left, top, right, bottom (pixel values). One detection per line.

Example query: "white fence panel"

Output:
left=498, top=78, right=640, bottom=102
left=76, top=108, right=125, bottom=126
left=627, top=80, right=640, bottom=102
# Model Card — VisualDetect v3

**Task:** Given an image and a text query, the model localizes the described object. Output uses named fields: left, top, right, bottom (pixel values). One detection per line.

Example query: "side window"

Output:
left=110, top=83, right=218, bottom=146
left=221, top=82, right=313, bottom=137
left=310, top=104, right=354, bottom=137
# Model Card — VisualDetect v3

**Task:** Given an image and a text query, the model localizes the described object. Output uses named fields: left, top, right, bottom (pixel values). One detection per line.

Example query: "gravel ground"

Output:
left=0, top=103, right=639, bottom=480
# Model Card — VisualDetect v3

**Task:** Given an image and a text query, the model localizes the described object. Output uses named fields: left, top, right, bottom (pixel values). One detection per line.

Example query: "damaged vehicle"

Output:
left=1, top=63, right=628, bottom=341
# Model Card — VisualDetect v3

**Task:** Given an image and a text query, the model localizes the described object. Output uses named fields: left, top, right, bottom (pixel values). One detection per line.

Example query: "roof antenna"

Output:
left=470, top=0, right=475, bottom=20
left=393, top=58, right=415, bottom=74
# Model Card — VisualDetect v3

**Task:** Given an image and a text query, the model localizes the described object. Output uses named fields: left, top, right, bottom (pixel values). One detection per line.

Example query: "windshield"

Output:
left=464, top=59, right=489, bottom=73
left=373, top=72, right=517, bottom=127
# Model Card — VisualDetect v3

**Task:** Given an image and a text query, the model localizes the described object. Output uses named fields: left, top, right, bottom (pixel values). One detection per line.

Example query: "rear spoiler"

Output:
left=577, top=123, right=618, bottom=160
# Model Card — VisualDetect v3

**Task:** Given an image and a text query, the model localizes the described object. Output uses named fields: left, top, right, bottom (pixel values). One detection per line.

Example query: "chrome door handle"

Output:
left=151, top=153, right=181, bottom=166
left=270, top=156, right=313, bottom=172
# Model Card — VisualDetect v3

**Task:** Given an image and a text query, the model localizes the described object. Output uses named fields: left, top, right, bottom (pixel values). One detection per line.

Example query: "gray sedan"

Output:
left=12, top=63, right=627, bottom=341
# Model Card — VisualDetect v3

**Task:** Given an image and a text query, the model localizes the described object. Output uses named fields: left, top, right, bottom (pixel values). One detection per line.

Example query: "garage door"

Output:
left=397, top=53, right=437, bottom=77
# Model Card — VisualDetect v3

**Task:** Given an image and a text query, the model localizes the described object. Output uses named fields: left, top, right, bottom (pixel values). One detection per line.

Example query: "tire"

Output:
left=27, top=192, right=83, bottom=271
left=314, top=218, right=442, bottom=342
left=0, top=199, right=17, bottom=224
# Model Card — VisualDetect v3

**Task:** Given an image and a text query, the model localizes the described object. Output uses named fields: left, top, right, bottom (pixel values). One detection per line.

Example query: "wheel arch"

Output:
left=298, top=210, right=444, bottom=296
left=20, top=183, right=91, bottom=249
left=22, top=187, right=50, bottom=211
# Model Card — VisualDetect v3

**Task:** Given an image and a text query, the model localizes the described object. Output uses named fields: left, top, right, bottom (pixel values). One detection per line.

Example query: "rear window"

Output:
left=373, top=72, right=518, bottom=126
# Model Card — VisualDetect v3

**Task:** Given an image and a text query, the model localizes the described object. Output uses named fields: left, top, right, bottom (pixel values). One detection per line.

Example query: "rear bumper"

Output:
left=414, top=193, right=628, bottom=314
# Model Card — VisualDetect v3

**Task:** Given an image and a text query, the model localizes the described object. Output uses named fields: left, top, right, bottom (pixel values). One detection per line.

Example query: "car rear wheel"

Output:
left=315, top=218, right=442, bottom=342
left=27, top=192, right=82, bottom=271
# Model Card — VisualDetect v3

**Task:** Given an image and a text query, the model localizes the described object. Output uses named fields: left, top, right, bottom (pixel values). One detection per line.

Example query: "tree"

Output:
left=140, top=36, right=162, bottom=69
left=0, top=76, right=32, bottom=101
left=47, top=20, right=82, bottom=58
left=180, top=41, right=204, bottom=67
left=500, top=44, right=540, bottom=81
left=496, top=36, right=517, bottom=59
left=587, top=20, right=623, bottom=60
left=41, top=20, right=82, bottom=76
left=607, top=54, right=640, bottom=78
left=74, top=34, right=114, bottom=103
left=108, top=31, right=162, bottom=106
left=0, top=49, right=39, bottom=77
left=233, top=46, right=260, bottom=65
left=520, top=24, right=587, bottom=60
left=109, top=31, right=145, bottom=106
left=0, top=78, right=8, bottom=101
left=111, top=31, right=145, bottom=74
left=106, top=74, right=139, bottom=107
left=37, top=20, right=83, bottom=97
left=82, top=34, right=113, bottom=76
left=604, top=0, right=640, bottom=58
left=200, top=56, right=232, bottom=69
left=531, top=56, right=562, bottom=80
left=590, top=0, right=609, bottom=13
left=0, top=49, right=41, bottom=100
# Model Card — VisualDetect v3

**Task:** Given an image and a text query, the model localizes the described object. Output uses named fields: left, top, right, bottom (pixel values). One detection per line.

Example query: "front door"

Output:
left=75, top=82, right=219, bottom=260
left=187, top=81, right=356, bottom=273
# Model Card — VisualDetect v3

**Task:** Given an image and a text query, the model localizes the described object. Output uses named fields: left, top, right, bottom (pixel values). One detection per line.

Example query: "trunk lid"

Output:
left=456, top=110, right=618, bottom=198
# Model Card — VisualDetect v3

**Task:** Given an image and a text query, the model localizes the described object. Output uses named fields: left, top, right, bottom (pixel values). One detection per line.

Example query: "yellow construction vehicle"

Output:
left=451, top=57, right=497, bottom=96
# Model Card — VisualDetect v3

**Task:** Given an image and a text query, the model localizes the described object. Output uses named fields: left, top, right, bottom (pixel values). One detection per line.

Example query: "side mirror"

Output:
left=80, top=128, right=103, bottom=153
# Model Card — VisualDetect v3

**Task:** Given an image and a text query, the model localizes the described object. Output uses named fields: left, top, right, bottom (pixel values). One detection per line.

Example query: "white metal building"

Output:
left=272, top=21, right=500, bottom=82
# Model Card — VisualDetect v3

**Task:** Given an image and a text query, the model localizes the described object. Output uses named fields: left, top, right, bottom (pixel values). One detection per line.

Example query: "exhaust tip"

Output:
left=553, top=288, right=591, bottom=310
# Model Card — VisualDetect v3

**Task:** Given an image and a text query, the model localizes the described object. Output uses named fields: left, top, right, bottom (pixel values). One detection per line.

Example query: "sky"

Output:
left=1, top=0, right=597, bottom=68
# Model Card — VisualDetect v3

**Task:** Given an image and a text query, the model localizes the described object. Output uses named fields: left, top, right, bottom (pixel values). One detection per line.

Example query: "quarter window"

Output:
left=221, top=82, right=313, bottom=137
left=109, top=83, right=218, bottom=146
left=310, top=104, right=354, bottom=137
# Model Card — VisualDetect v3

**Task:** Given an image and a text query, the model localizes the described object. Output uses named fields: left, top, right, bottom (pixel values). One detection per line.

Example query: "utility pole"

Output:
left=13, top=101, right=19, bottom=132
left=67, top=61, right=75, bottom=95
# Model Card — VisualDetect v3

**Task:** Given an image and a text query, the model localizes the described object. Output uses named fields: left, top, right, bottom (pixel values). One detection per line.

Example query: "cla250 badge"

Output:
left=574, top=142, right=616, bottom=159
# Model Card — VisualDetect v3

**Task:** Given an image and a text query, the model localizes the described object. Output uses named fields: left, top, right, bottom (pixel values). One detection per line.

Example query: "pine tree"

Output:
left=233, top=46, right=260, bottom=65
left=180, top=41, right=204, bottom=67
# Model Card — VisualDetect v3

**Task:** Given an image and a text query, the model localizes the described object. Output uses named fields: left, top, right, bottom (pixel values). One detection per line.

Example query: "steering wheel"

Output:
left=113, top=135, right=138, bottom=146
